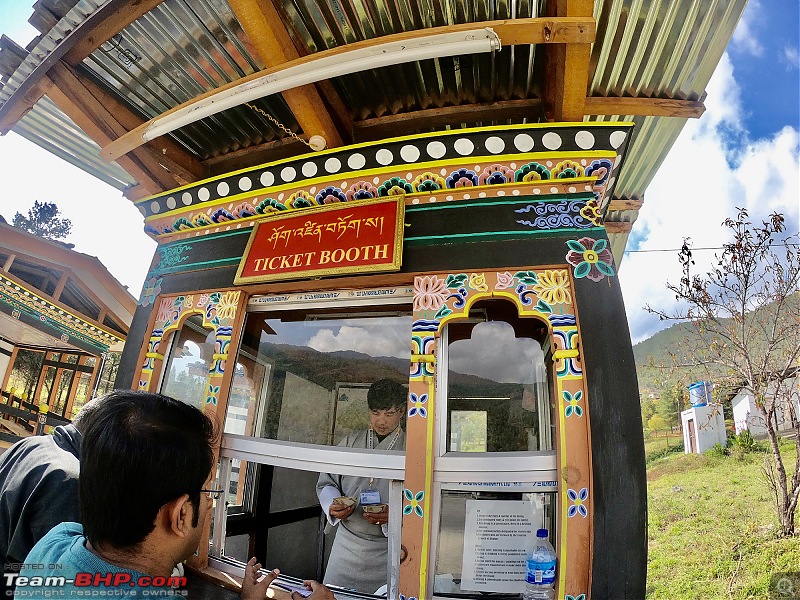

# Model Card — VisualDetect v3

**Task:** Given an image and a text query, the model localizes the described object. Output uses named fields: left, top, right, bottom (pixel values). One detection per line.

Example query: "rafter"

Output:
left=227, top=0, right=344, bottom=149
left=543, top=0, right=594, bottom=122
left=46, top=63, right=178, bottom=194
left=100, top=17, right=595, bottom=162
left=585, top=97, right=705, bottom=118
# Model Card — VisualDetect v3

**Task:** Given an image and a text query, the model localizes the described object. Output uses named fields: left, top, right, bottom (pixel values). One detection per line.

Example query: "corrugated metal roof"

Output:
left=0, top=0, right=748, bottom=256
left=12, top=95, right=136, bottom=190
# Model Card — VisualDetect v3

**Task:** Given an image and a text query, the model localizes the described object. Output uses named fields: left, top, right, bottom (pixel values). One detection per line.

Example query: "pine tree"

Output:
left=13, top=201, right=72, bottom=241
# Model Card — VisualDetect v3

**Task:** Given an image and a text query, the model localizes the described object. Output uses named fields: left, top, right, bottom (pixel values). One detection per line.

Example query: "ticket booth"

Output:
left=119, top=122, right=644, bottom=599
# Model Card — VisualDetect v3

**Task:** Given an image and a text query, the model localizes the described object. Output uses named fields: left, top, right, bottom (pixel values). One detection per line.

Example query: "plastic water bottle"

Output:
left=523, top=528, right=556, bottom=600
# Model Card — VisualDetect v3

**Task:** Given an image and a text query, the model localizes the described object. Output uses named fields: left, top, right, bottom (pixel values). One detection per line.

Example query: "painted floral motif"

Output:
left=346, top=181, right=378, bottom=201
left=563, top=390, right=583, bottom=417
left=478, top=164, right=514, bottom=185
left=495, top=271, right=514, bottom=289
left=579, top=199, right=602, bottom=226
left=211, top=207, right=234, bottom=223
left=566, top=594, right=587, bottom=600
left=214, top=291, right=239, bottom=321
left=413, top=276, right=448, bottom=311
left=552, top=160, right=584, bottom=179
left=403, top=489, right=425, bottom=517
left=515, top=161, right=551, bottom=182
left=586, top=158, right=613, bottom=185
left=256, top=197, right=287, bottom=213
left=567, top=487, right=589, bottom=518
left=399, top=595, right=418, bottom=600
left=156, top=297, right=179, bottom=325
left=206, top=384, right=220, bottom=405
left=233, top=202, right=257, bottom=218
left=532, top=270, right=571, bottom=305
left=445, top=168, right=478, bottom=187
left=413, top=172, right=445, bottom=192
left=288, top=191, right=314, bottom=209
left=408, top=393, right=428, bottom=418
left=139, top=277, right=162, bottom=307
left=378, top=177, right=413, bottom=196
left=566, top=237, right=615, bottom=282
left=468, top=272, right=488, bottom=292
left=316, top=186, right=347, bottom=204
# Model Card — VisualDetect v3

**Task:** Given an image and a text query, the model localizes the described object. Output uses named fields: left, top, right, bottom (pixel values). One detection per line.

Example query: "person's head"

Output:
left=71, top=393, right=110, bottom=433
left=367, top=379, right=406, bottom=436
left=79, top=390, right=216, bottom=557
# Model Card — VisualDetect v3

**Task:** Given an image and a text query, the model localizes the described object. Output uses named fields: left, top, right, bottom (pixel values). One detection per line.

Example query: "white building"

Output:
left=731, top=375, right=800, bottom=436
left=681, top=404, right=726, bottom=454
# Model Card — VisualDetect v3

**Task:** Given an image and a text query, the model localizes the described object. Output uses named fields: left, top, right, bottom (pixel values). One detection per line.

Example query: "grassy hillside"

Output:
left=646, top=442, right=800, bottom=598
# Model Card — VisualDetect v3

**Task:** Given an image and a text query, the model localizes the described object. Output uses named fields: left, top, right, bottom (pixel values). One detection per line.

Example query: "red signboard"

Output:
left=235, top=197, right=405, bottom=284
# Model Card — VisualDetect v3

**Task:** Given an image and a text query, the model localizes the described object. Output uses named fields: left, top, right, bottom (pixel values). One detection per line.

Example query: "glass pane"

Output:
left=160, top=315, right=213, bottom=411
left=218, top=462, right=395, bottom=597
left=69, top=372, right=93, bottom=420
left=447, top=314, right=554, bottom=453
left=5, top=349, right=45, bottom=401
left=37, top=367, right=57, bottom=406
left=52, top=370, right=74, bottom=416
left=84, top=357, right=97, bottom=368
left=434, top=490, right=557, bottom=597
left=65, top=354, right=79, bottom=364
left=95, top=352, right=121, bottom=398
left=225, top=310, right=411, bottom=449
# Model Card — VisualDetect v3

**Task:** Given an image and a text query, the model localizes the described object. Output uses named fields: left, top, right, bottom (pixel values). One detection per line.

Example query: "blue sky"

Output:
left=0, top=1, right=797, bottom=345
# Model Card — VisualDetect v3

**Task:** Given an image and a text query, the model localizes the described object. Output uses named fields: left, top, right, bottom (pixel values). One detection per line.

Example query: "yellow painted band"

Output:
left=410, top=354, right=436, bottom=363
left=553, top=349, right=580, bottom=359
left=145, top=352, right=164, bottom=360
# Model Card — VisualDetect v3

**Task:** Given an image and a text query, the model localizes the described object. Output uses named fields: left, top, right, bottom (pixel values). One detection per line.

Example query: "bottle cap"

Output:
left=536, top=528, right=548, bottom=538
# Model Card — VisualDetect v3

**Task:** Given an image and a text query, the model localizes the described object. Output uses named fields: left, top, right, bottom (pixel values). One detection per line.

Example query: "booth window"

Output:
left=443, top=301, right=554, bottom=454
left=160, top=314, right=214, bottom=411
left=215, top=301, right=411, bottom=598
left=433, top=299, right=557, bottom=598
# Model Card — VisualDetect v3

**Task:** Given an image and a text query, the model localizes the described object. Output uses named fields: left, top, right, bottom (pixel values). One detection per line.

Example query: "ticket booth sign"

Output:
left=235, top=197, right=405, bottom=284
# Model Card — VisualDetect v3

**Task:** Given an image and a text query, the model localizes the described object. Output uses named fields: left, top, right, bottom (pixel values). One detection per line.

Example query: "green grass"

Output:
left=644, top=432, right=685, bottom=464
left=646, top=443, right=800, bottom=599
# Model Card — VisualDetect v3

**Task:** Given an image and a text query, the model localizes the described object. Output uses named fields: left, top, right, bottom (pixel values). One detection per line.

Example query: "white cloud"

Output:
left=308, top=324, right=409, bottom=358
left=448, top=321, right=544, bottom=384
left=782, top=46, right=800, bottom=70
left=0, top=133, right=156, bottom=297
left=730, top=0, right=764, bottom=57
left=619, top=52, right=800, bottom=344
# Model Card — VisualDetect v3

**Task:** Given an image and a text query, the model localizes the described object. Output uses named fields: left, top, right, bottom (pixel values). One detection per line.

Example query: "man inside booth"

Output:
left=316, top=379, right=407, bottom=593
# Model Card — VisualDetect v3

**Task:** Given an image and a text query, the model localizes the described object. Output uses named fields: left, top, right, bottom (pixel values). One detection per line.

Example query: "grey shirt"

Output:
left=0, top=424, right=81, bottom=569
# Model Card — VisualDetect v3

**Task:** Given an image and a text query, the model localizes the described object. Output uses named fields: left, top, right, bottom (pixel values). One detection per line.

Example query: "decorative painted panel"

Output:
left=0, top=273, right=123, bottom=353
left=136, top=290, right=242, bottom=419
left=402, top=269, right=592, bottom=600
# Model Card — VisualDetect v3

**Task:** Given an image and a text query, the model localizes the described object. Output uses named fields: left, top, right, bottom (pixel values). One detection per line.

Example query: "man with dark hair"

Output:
left=0, top=394, right=105, bottom=592
left=17, top=391, right=333, bottom=600
left=316, top=378, right=407, bottom=593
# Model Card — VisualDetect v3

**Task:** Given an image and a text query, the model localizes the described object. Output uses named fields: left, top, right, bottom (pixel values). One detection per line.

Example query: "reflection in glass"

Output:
left=447, top=304, right=554, bottom=453
left=160, top=315, right=213, bottom=410
left=5, top=349, right=45, bottom=400
left=52, top=370, right=74, bottom=416
left=225, top=310, right=411, bottom=447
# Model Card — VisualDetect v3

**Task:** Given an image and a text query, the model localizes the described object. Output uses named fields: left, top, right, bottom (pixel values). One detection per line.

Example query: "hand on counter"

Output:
left=241, top=557, right=279, bottom=600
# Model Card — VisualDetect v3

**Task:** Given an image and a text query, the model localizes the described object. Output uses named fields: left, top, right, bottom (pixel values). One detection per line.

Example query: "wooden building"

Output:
left=0, top=1, right=747, bottom=598
left=0, top=220, right=133, bottom=444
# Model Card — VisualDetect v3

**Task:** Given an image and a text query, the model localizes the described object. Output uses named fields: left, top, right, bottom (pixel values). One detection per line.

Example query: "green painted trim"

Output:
left=405, top=193, right=594, bottom=213
left=156, top=257, right=241, bottom=275
left=158, top=228, right=250, bottom=249
left=405, top=227, right=605, bottom=245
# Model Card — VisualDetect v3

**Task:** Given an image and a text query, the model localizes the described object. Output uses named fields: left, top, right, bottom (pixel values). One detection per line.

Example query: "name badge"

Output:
left=360, top=489, right=381, bottom=505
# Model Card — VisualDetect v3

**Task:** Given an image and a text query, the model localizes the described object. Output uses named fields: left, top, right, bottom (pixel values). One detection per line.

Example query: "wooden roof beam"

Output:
left=227, top=0, right=344, bottom=149
left=353, top=99, right=545, bottom=142
left=45, top=62, right=178, bottom=194
left=101, top=17, right=594, bottom=162
left=585, top=97, right=705, bottom=118
left=543, top=0, right=594, bottom=122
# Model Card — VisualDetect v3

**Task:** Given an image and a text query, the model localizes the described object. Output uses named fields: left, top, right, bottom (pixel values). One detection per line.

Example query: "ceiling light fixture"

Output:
left=101, top=28, right=501, bottom=162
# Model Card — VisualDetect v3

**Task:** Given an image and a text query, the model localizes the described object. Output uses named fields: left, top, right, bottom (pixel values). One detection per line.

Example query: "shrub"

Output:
left=706, top=443, right=727, bottom=458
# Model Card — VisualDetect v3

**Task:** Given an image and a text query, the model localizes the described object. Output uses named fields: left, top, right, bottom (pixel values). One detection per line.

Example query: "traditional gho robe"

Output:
left=316, top=428, right=405, bottom=594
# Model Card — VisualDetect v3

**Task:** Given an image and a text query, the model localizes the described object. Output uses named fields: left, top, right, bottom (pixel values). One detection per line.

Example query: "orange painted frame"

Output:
left=400, top=268, right=592, bottom=600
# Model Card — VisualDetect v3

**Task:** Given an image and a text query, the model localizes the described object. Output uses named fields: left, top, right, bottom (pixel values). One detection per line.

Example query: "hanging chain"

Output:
left=246, top=103, right=313, bottom=149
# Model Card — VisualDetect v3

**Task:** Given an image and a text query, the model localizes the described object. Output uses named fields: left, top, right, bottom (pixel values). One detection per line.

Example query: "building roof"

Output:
left=0, top=0, right=747, bottom=263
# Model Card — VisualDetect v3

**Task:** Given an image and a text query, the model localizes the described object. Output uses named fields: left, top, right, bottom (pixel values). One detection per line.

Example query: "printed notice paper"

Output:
left=460, top=500, right=536, bottom=593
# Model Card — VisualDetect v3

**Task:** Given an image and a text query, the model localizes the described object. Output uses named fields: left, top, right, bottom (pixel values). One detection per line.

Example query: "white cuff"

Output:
left=319, top=485, right=342, bottom=527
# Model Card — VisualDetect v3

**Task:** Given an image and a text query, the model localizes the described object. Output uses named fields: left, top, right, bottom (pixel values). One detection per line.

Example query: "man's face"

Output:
left=182, top=473, right=215, bottom=560
left=369, top=407, right=403, bottom=436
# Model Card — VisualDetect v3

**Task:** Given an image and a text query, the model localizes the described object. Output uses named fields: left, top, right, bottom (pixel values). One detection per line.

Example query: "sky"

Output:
left=0, top=0, right=798, bottom=345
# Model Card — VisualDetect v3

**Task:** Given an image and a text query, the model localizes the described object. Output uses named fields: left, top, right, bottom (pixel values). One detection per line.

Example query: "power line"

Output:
left=625, top=243, right=800, bottom=254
